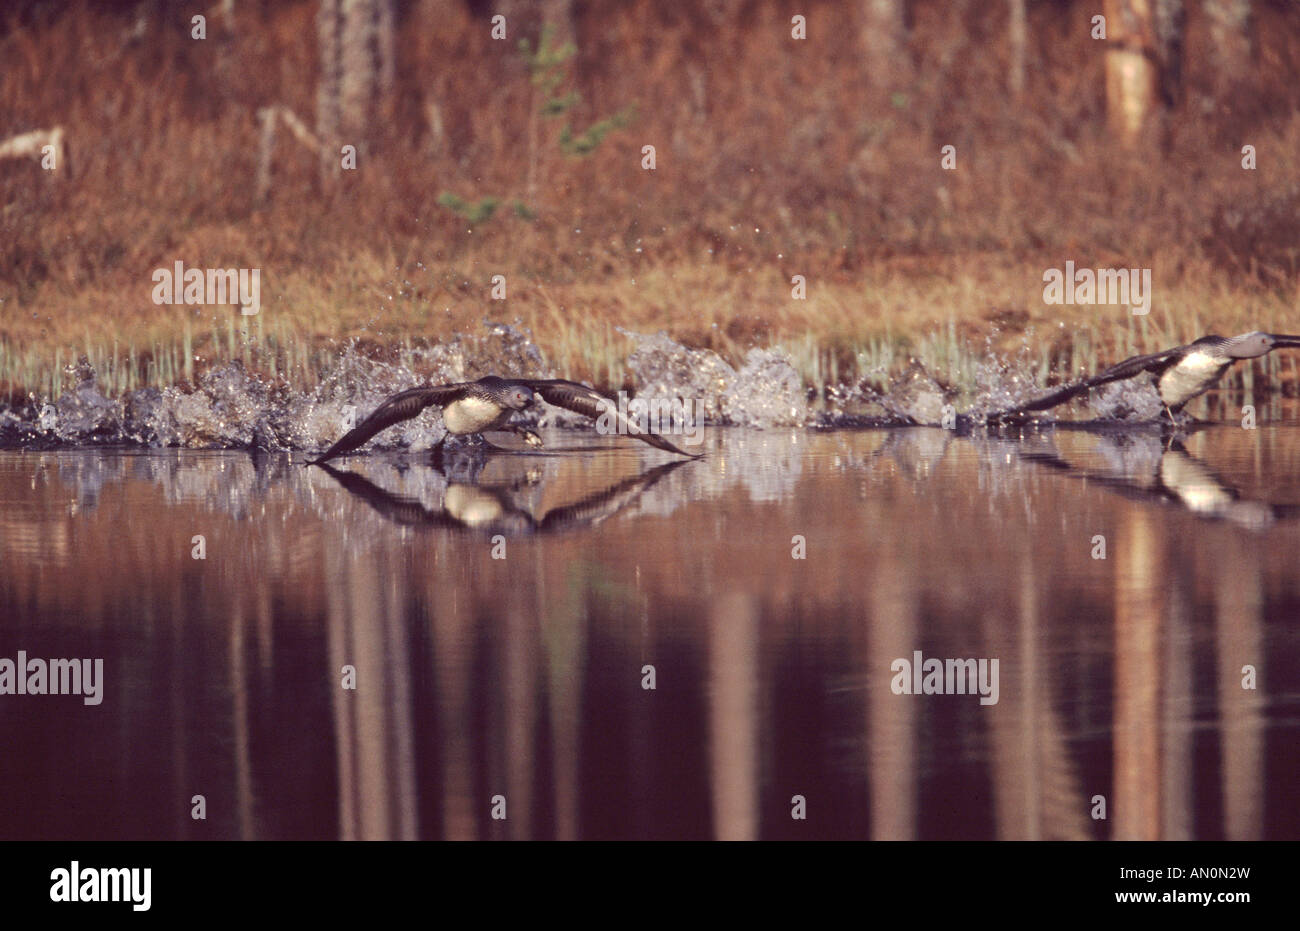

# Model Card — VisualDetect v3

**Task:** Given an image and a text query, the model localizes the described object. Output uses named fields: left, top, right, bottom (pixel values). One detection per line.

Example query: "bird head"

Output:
left=1226, top=332, right=1283, bottom=359
left=504, top=385, right=537, bottom=410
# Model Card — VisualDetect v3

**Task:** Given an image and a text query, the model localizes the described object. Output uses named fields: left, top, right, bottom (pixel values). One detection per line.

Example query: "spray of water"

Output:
left=0, top=323, right=1178, bottom=449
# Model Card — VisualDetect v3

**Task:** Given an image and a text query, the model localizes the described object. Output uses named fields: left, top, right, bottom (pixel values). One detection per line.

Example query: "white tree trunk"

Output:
left=1008, top=0, right=1027, bottom=98
left=861, top=0, right=910, bottom=90
left=339, top=0, right=378, bottom=142
left=1103, top=0, right=1160, bottom=146
left=317, top=0, right=342, bottom=179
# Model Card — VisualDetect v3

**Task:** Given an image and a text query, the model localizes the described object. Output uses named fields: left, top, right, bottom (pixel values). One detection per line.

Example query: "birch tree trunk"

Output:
left=861, top=0, right=910, bottom=92
left=1103, top=0, right=1160, bottom=146
left=339, top=0, right=378, bottom=144
left=318, top=0, right=394, bottom=182
left=317, top=0, right=342, bottom=180
left=1008, top=0, right=1026, bottom=99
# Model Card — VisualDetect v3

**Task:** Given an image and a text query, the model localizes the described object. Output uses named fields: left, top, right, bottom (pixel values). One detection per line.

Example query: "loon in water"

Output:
left=990, top=331, right=1300, bottom=423
left=308, top=376, right=701, bottom=464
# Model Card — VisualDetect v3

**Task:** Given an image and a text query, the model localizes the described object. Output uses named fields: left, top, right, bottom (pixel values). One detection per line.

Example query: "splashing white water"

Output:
left=0, top=322, right=1191, bottom=450
left=622, top=330, right=807, bottom=427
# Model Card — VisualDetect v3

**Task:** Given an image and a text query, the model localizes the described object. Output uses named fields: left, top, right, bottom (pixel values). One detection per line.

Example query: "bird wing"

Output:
left=308, top=383, right=470, bottom=464
left=527, top=379, right=703, bottom=457
left=992, top=347, right=1183, bottom=417
left=1087, top=346, right=1185, bottom=383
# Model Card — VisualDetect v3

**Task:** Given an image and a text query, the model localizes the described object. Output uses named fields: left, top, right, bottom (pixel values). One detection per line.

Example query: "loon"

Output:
left=308, top=376, right=701, bottom=465
left=990, top=331, right=1300, bottom=424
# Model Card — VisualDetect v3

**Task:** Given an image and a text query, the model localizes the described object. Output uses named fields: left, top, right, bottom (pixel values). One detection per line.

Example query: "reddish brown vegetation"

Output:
left=1, top=1, right=1297, bottom=394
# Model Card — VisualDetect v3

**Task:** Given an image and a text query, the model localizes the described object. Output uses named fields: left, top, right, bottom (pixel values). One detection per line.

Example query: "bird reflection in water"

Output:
left=865, top=423, right=1300, bottom=531
left=1014, top=426, right=1300, bottom=531
left=314, top=448, right=691, bottom=536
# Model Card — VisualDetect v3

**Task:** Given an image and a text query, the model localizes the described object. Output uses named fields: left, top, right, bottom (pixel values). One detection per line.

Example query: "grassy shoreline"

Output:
left=4, top=254, right=1298, bottom=407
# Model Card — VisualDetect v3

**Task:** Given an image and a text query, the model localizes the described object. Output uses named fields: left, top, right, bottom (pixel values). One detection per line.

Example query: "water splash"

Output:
left=622, top=330, right=807, bottom=427
left=722, top=348, right=809, bottom=427
left=874, top=360, right=953, bottom=425
left=0, top=323, right=1217, bottom=450
left=1088, top=381, right=1165, bottom=421
left=144, top=361, right=275, bottom=448
left=52, top=359, right=122, bottom=442
left=0, top=322, right=564, bottom=453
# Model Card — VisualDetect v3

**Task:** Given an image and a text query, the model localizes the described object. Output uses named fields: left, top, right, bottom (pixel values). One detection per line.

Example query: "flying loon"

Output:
left=308, top=376, right=701, bottom=464
left=990, top=331, right=1300, bottom=423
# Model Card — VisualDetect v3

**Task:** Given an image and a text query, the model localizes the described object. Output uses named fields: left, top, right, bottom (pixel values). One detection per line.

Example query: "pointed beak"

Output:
left=1270, top=334, right=1300, bottom=349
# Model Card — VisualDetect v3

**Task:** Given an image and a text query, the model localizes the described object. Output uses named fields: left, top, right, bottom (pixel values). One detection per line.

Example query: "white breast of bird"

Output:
left=443, top=395, right=508, bottom=434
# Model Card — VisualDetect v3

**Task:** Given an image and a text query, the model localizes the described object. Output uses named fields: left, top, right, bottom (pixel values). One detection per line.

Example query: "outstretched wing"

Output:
left=527, top=379, right=703, bottom=457
left=308, top=383, right=470, bottom=465
left=992, top=347, right=1183, bottom=417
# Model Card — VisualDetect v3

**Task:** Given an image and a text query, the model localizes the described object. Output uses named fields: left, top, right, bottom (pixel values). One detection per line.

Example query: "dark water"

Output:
left=2, top=419, right=1299, bottom=840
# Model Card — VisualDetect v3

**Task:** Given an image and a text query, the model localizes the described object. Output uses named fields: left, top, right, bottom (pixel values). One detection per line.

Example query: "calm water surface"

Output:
left=2, top=418, right=1299, bottom=839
